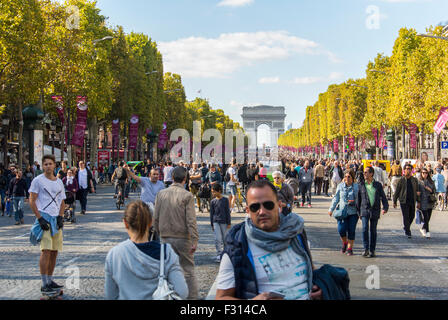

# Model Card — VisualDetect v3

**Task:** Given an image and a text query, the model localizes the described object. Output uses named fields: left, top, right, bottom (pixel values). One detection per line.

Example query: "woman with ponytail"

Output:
left=105, top=200, right=188, bottom=300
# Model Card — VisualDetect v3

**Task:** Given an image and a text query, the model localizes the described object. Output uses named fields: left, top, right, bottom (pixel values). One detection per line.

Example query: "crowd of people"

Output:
left=3, top=151, right=447, bottom=300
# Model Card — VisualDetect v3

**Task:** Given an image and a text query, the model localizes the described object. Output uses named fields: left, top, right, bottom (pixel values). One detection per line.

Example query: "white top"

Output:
left=163, top=166, right=174, bottom=182
left=227, top=167, right=237, bottom=186
left=29, top=174, right=66, bottom=217
left=79, top=169, right=88, bottom=189
left=216, top=241, right=310, bottom=300
left=332, top=169, right=341, bottom=183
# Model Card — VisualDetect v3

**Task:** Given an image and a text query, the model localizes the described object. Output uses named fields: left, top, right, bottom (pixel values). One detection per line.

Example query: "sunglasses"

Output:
left=249, top=201, right=276, bottom=213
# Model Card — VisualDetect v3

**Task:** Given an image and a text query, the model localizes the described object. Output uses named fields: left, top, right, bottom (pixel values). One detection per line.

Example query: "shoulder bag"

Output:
left=152, top=243, right=182, bottom=300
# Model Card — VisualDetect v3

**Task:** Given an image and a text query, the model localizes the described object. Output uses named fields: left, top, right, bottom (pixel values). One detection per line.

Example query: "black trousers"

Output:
left=400, top=203, right=415, bottom=235
left=78, top=188, right=89, bottom=212
left=421, top=209, right=433, bottom=232
left=314, top=177, right=323, bottom=195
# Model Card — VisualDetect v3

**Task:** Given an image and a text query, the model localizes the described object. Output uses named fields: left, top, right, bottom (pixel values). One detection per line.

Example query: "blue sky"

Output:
left=95, top=0, right=448, bottom=145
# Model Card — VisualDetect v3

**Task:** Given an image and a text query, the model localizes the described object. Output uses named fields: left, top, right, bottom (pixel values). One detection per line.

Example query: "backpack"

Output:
left=116, top=167, right=127, bottom=180
left=224, top=169, right=231, bottom=183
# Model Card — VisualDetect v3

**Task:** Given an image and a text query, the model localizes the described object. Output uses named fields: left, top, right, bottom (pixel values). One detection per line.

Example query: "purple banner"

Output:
left=409, top=124, right=418, bottom=149
left=71, top=96, right=88, bottom=147
left=372, top=128, right=378, bottom=147
left=158, top=122, right=169, bottom=149
left=333, top=139, right=339, bottom=153
left=112, top=119, right=120, bottom=148
left=349, top=136, right=355, bottom=151
left=128, top=115, right=139, bottom=150
left=378, top=127, right=386, bottom=148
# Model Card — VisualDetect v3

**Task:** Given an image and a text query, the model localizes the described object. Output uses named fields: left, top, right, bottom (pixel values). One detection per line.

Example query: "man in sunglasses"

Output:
left=215, top=180, right=322, bottom=300
left=393, top=164, right=420, bottom=238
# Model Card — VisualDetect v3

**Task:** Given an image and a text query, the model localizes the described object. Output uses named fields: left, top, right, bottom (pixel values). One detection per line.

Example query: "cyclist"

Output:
left=112, top=161, right=128, bottom=206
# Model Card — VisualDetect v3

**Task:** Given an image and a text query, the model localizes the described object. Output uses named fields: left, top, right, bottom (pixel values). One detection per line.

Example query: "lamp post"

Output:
left=1, top=117, right=10, bottom=166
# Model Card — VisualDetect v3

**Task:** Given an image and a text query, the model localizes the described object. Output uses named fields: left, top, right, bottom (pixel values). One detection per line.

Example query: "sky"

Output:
left=94, top=0, right=448, bottom=146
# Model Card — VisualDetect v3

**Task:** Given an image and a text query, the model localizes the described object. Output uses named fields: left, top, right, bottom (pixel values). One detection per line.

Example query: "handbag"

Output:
left=415, top=209, right=423, bottom=226
left=333, top=205, right=348, bottom=220
left=152, top=243, right=182, bottom=300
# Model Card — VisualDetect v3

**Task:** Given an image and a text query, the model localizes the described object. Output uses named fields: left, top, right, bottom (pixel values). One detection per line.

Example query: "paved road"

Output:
left=1, top=184, right=447, bottom=300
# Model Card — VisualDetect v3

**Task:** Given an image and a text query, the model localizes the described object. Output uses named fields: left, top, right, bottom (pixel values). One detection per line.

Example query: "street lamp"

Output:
left=417, top=33, right=448, bottom=41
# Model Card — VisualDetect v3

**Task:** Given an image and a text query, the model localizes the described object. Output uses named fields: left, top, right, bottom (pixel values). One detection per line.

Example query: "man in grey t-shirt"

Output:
left=124, top=165, right=165, bottom=207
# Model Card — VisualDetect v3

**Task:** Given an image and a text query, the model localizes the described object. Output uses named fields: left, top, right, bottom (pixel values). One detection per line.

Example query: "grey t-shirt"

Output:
left=140, top=177, right=165, bottom=205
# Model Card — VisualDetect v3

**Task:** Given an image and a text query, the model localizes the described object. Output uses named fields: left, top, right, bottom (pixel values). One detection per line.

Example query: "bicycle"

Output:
left=235, top=184, right=246, bottom=213
left=198, top=183, right=211, bottom=213
left=116, top=182, right=125, bottom=210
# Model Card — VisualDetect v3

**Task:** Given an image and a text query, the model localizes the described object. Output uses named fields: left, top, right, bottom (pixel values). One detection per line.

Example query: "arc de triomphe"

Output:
left=241, top=106, right=286, bottom=148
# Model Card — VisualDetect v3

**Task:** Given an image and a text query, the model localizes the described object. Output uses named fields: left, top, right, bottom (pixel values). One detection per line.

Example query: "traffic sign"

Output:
left=442, top=141, right=448, bottom=149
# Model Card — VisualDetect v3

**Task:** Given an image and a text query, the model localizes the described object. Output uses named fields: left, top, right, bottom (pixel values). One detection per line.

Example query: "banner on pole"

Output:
left=128, top=115, right=139, bottom=150
left=434, top=107, right=448, bottom=135
left=112, top=119, right=120, bottom=148
left=71, top=96, right=88, bottom=147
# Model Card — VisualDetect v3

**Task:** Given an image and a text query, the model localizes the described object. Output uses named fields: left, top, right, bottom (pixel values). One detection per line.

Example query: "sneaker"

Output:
left=341, top=243, right=348, bottom=254
left=369, top=251, right=376, bottom=258
left=362, top=250, right=370, bottom=257
left=426, top=232, right=431, bottom=239
left=80, top=210, right=86, bottom=215
left=41, top=285, right=57, bottom=294
left=308, top=204, right=312, bottom=208
left=14, top=221, right=20, bottom=225
left=346, top=249, right=353, bottom=256
left=20, top=219, right=24, bottom=224
left=301, top=203, right=305, bottom=208
left=420, top=228, right=427, bottom=237
left=49, top=281, right=64, bottom=289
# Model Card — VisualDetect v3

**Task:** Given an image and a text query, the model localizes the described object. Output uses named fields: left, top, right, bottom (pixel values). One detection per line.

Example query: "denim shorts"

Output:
left=229, top=185, right=237, bottom=196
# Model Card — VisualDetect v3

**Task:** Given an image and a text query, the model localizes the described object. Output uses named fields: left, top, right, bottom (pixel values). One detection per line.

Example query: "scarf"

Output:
left=66, top=176, right=74, bottom=186
left=244, top=212, right=304, bottom=252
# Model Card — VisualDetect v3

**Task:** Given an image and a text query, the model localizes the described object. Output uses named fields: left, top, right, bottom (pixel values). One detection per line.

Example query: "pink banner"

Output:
left=128, top=115, right=139, bottom=150
left=379, top=127, right=385, bottom=148
left=409, top=124, right=418, bottom=149
left=51, top=96, right=65, bottom=124
left=434, top=107, right=448, bottom=135
left=71, top=96, right=88, bottom=147
left=361, top=137, right=366, bottom=150
left=112, top=119, right=120, bottom=148
left=321, top=144, right=325, bottom=154
left=158, top=122, right=169, bottom=149
left=349, top=136, right=355, bottom=151
left=372, top=128, right=378, bottom=147
left=333, top=139, right=339, bottom=153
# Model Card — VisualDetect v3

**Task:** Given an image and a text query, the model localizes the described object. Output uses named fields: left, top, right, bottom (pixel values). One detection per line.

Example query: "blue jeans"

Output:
left=337, top=214, right=359, bottom=241
left=362, top=217, right=379, bottom=252
left=13, top=196, right=25, bottom=222
left=0, top=189, right=5, bottom=213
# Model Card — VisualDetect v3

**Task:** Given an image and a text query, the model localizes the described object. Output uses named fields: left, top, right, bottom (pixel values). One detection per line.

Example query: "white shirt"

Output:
left=217, top=242, right=310, bottom=300
left=227, top=167, right=237, bottom=186
left=79, top=169, right=88, bottom=189
left=163, top=166, right=174, bottom=182
left=373, top=167, right=385, bottom=186
left=29, top=174, right=66, bottom=217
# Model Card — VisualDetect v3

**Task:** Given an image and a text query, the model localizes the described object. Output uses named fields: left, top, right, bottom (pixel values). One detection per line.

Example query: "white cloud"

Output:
left=159, top=31, right=340, bottom=78
left=290, top=72, right=343, bottom=85
left=217, top=0, right=254, bottom=7
left=259, top=77, right=280, bottom=84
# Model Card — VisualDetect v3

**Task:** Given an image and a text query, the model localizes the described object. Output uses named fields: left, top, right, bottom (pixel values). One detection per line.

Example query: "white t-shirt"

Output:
left=78, top=169, right=88, bottom=189
left=217, top=241, right=310, bottom=300
left=29, top=174, right=66, bottom=217
left=227, top=167, right=237, bottom=186
left=163, top=166, right=174, bottom=182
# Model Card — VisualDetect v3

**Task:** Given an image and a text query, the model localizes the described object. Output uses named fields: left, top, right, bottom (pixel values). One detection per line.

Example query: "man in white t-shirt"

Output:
left=215, top=180, right=322, bottom=300
left=29, top=155, right=66, bottom=295
left=163, top=161, right=174, bottom=188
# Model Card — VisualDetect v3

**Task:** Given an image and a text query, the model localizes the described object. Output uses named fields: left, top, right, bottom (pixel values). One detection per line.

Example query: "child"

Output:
left=210, top=183, right=231, bottom=263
